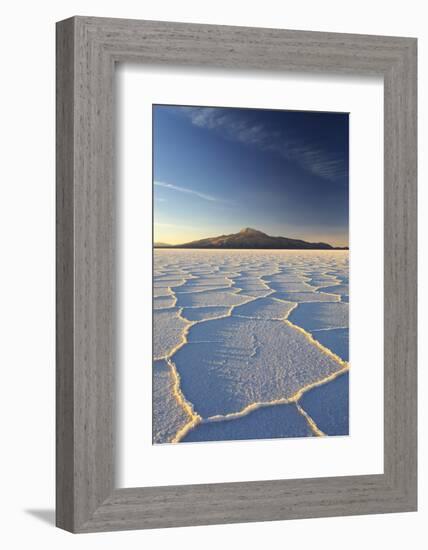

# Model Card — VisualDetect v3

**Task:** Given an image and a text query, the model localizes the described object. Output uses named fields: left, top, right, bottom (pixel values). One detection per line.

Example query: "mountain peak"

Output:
left=239, top=227, right=265, bottom=235
left=164, top=228, right=335, bottom=250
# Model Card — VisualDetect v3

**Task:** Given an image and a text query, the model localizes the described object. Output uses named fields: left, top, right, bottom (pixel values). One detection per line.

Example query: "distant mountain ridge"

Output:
left=155, top=228, right=347, bottom=250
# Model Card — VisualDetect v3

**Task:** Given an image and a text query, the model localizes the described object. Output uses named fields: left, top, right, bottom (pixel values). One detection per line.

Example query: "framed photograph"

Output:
left=151, top=104, right=350, bottom=446
left=56, top=16, right=417, bottom=532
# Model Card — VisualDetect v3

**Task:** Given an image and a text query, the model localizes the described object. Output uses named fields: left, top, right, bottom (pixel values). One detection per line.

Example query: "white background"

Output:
left=118, top=67, right=383, bottom=487
left=0, top=1, right=425, bottom=549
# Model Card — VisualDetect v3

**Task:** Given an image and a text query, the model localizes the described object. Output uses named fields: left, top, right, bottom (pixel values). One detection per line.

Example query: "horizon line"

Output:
left=153, top=227, right=349, bottom=249
left=153, top=245, right=349, bottom=250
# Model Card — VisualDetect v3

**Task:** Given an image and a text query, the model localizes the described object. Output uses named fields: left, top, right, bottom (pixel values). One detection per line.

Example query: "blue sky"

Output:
left=153, top=105, right=349, bottom=247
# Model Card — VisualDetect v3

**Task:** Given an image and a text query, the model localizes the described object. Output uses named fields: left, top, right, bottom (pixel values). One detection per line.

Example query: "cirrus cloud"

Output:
left=154, top=180, right=223, bottom=202
left=179, top=107, right=347, bottom=182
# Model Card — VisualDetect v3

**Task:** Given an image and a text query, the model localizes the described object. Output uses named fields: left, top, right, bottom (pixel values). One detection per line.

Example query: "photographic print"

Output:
left=152, top=104, right=349, bottom=445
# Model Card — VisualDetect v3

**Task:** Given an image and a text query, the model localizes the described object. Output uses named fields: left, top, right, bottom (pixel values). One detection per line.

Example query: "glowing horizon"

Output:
left=154, top=224, right=349, bottom=248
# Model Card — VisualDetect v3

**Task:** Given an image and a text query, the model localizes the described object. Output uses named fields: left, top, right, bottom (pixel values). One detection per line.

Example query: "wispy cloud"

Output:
left=154, top=180, right=220, bottom=202
left=180, top=107, right=347, bottom=182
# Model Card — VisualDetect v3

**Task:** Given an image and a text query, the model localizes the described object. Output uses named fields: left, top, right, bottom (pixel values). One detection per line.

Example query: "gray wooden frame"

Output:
left=56, top=16, right=417, bottom=533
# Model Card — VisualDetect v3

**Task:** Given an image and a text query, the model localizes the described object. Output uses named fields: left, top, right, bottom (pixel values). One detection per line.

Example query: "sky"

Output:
left=153, top=105, right=349, bottom=247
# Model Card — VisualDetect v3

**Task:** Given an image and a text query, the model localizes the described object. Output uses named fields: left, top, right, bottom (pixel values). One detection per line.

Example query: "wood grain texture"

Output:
left=56, top=16, right=417, bottom=532
left=56, top=18, right=75, bottom=532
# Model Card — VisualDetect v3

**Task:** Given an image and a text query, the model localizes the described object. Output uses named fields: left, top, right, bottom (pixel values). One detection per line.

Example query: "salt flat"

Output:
left=153, top=249, right=349, bottom=444
left=152, top=359, right=193, bottom=444
left=175, top=316, right=342, bottom=418
left=182, top=401, right=313, bottom=442
left=153, top=307, right=189, bottom=359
